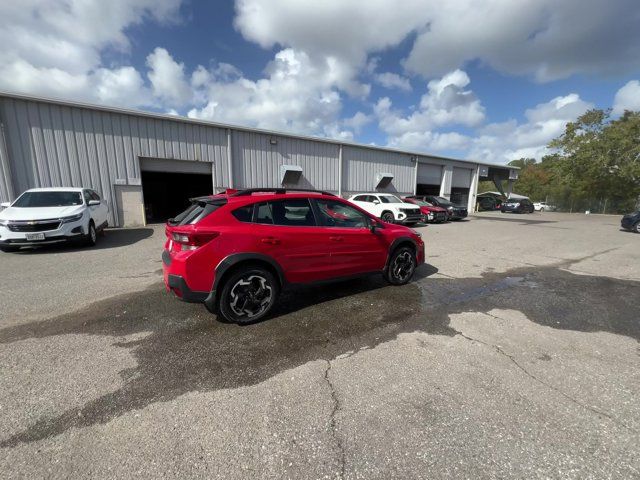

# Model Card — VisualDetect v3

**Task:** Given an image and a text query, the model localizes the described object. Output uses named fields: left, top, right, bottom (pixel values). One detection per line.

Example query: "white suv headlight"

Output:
left=60, top=213, right=84, bottom=224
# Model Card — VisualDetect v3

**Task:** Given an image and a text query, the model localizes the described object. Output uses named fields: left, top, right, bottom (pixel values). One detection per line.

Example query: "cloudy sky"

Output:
left=1, top=0, right=639, bottom=164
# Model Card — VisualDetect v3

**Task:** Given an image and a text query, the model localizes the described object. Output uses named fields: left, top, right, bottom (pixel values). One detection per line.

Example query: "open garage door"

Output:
left=416, top=164, right=442, bottom=196
left=451, top=167, right=472, bottom=206
left=140, top=158, right=213, bottom=223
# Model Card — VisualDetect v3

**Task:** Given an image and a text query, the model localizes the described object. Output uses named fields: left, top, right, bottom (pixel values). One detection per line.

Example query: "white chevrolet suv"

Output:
left=348, top=193, right=422, bottom=225
left=0, top=188, right=109, bottom=252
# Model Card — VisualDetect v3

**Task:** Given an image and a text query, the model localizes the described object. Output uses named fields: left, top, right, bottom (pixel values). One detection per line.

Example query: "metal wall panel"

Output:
left=0, top=97, right=228, bottom=226
left=0, top=121, right=14, bottom=202
left=232, top=131, right=340, bottom=191
left=343, top=146, right=414, bottom=194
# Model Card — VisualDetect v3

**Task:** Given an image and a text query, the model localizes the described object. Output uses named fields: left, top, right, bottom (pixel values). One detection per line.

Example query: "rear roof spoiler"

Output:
left=188, top=196, right=228, bottom=206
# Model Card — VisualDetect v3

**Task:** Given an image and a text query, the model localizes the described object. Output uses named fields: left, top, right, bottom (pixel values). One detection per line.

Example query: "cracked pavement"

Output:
left=0, top=212, right=639, bottom=479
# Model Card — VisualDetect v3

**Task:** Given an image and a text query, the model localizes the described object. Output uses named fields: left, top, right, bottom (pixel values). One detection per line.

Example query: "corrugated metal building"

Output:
left=0, top=92, right=517, bottom=227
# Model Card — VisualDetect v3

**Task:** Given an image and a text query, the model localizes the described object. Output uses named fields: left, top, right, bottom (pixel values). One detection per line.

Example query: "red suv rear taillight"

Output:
left=171, top=231, right=219, bottom=251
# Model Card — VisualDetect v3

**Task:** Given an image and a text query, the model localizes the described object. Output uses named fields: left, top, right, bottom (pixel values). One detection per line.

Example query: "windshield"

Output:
left=12, top=191, right=83, bottom=208
left=413, top=200, right=433, bottom=207
left=379, top=195, right=402, bottom=203
left=430, top=196, right=452, bottom=206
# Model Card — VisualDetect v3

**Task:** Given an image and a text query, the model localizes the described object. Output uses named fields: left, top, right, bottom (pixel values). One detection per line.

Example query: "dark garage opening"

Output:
left=416, top=184, right=441, bottom=196
left=451, top=187, right=470, bottom=206
left=141, top=171, right=213, bottom=223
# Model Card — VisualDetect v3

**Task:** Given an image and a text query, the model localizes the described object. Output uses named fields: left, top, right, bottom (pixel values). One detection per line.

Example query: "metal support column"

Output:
left=338, top=144, right=343, bottom=197
left=226, top=128, right=234, bottom=189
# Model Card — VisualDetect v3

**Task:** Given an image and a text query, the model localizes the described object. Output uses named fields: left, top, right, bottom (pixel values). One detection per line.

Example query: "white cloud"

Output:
left=342, top=112, right=372, bottom=133
left=0, top=0, right=182, bottom=106
left=375, top=72, right=412, bottom=92
left=235, top=0, right=640, bottom=83
left=234, top=0, right=428, bottom=65
left=94, top=67, right=151, bottom=106
left=468, top=94, right=594, bottom=162
left=374, top=69, right=485, bottom=146
left=403, top=0, right=640, bottom=81
left=146, top=48, right=192, bottom=106
left=187, top=49, right=346, bottom=136
left=612, top=80, right=640, bottom=115
left=374, top=87, right=593, bottom=163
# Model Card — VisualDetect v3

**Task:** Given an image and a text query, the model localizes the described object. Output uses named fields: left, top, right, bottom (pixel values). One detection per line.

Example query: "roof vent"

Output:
left=375, top=172, right=394, bottom=188
left=280, top=164, right=303, bottom=185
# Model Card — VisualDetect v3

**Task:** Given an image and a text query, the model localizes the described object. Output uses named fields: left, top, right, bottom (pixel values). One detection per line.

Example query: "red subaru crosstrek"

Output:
left=163, top=189, right=425, bottom=324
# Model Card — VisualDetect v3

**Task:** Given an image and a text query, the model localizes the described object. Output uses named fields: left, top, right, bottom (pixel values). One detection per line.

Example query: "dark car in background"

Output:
left=621, top=211, right=640, bottom=233
left=501, top=198, right=535, bottom=213
left=412, top=195, right=468, bottom=220
left=477, top=196, right=502, bottom=211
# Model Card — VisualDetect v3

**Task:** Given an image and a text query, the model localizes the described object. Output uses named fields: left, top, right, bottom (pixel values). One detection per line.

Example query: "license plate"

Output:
left=26, top=233, right=45, bottom=241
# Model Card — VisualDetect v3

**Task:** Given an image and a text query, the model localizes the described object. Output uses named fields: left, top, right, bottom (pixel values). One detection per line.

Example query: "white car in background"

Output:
left=533, top=201, right=556, bottom=212
left=348, top=193, right=422, bottom=225
left=0, top=187, right=109, bottom=252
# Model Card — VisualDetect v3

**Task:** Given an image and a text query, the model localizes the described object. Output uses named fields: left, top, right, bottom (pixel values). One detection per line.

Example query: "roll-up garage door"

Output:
left=140, top=157, right=213, bottom=174
left=417, top=164, right=442, bottom=185
left=452, top=167, right=473, bottom=188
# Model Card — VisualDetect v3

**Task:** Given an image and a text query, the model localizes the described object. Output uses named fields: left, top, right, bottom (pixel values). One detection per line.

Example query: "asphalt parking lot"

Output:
left=1, top=212, right=638, bottom=479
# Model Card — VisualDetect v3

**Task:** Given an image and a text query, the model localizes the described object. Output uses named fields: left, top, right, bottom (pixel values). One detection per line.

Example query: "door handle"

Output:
left=260, top=237, right=280, bottom=245
left=329, top=236, right=344, bottom=242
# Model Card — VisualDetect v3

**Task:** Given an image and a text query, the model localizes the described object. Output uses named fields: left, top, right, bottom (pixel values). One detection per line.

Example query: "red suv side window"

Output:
left=256, top=199, right=316, bottom=227
left=232, top=205, right=253, bottom=222
left=316, top=199, right=369, bottom=228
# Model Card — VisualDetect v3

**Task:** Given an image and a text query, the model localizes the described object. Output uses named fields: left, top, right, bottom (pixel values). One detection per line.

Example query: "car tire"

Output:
left=384, top=246, right=416, bottom=286
left=634, top=222, right=640, bottom=234
left=218, top=267, right=279, bottom=324
left=0, top=245, right=19, bottom=253
left=381, top=211, right=395, bottom=223
left=540, top=207, right=544, bottom=212
left=84, top=221, right=97, bottom=246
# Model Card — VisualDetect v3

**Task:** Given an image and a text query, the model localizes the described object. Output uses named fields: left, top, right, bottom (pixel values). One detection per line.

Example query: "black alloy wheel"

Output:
left=218, top=267, right=279, bottom=324
left=385, top=246, right=416, bottom=285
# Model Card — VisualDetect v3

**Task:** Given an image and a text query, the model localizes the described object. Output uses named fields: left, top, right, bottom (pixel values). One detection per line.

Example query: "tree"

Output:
left=549, top=109, right=640, bottom=211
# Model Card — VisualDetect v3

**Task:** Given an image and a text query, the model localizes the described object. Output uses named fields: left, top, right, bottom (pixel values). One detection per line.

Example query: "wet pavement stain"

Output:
left=0, top=253, right=638, bottom=447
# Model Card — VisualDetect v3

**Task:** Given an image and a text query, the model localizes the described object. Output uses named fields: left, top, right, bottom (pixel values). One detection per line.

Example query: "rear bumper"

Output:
left=162, top=249, right=209, bottom=303
left=166, top=274, right=208, bottom=302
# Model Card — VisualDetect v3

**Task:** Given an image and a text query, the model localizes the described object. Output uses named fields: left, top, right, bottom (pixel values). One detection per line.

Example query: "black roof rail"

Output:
left=231, top=188, right=336, bottom=197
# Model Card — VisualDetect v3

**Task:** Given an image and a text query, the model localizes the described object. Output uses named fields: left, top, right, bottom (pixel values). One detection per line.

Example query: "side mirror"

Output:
left=370, top=219, right=381, bottom=233
left=0, top=202, right=10, bottom=208
left=88, top=200, right=100, bottom=206
left=372, top=200, right=380, bottom=205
